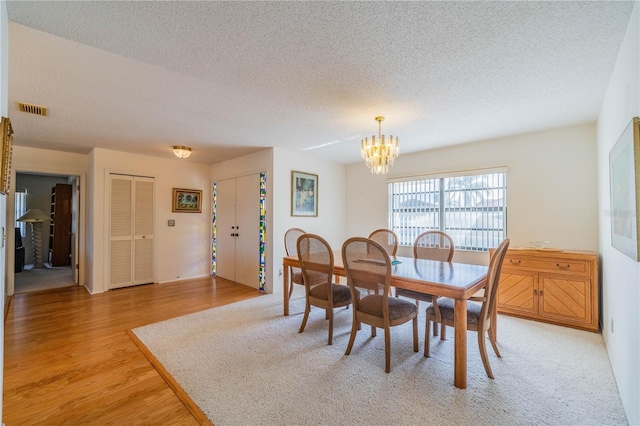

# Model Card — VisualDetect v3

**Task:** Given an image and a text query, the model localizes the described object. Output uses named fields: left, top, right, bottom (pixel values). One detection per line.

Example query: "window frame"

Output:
left=387, top=168, right=507, bottom=252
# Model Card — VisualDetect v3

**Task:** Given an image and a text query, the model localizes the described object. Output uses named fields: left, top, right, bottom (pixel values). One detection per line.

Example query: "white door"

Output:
left=109, top=174, right=154, bottom=289
left=215, top=179, right=236, bottom=281
left=215, top=174, right=260, bottom=289
left=235, top=174, right=260, bottom=288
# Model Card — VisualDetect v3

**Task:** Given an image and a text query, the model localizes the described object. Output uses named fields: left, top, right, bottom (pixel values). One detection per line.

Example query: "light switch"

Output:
left=168, top=219, right=175, bottom=227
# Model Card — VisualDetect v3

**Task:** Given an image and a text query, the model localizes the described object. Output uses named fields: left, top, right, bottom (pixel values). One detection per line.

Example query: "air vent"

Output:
left=17, top=102, right=47, bottom=116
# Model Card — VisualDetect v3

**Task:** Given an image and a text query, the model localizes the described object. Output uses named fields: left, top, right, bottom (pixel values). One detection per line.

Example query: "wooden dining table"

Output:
left=283, top=252, right=490, bottom=389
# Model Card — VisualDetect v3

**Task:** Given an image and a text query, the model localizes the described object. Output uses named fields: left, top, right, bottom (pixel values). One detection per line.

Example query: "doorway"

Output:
left=14, top=172, right=79, bottom=294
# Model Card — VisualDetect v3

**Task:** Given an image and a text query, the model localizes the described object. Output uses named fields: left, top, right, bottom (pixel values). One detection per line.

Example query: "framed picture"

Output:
left=609, top=116, right=640, bottom=261
left=172, top=188, right=202, bottom=213
left=291, top=170, right=318, bottom=217
left=0, top=116, right=13, bottom=194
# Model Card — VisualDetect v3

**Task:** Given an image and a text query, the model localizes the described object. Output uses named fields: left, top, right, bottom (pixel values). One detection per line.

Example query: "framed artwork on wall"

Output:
left=609, top=116, right=640, bottom=261
left=172, top=188, right=202, bottom=213
left=0, top=117, right=14, bottom=194
left=291, top=170, right=318, bottom=217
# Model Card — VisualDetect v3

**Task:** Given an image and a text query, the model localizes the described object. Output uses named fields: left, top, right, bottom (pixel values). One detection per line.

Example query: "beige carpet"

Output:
left=133, top=290, right=627, bottom=425
left=14, top=265, right=75, bottom=293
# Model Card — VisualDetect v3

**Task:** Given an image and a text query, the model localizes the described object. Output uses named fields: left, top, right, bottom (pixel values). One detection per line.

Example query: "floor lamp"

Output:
left=17, top=209, right=51, bottom=269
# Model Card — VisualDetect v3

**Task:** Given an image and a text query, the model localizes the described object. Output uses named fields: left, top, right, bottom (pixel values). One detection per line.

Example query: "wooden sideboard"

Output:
left=490, top=248, right=599, bottom=332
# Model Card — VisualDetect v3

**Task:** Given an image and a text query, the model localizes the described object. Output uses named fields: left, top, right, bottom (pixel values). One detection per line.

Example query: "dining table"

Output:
left=283, top=252, right=490, bottom=389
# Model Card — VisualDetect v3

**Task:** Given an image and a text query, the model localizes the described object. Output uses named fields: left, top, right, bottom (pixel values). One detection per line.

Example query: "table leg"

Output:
left=283, top=263, right=289, bottom=316
left=454, top=298, right=468, bottom=389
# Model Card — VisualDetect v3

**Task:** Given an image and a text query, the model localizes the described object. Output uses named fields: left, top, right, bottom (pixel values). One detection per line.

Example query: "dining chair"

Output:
left=424, top=238, right=510, bottom=379
left=284, top=227, right=305, bottom=300
left=368, top=229, right=399, bottom=256
left=342, top=237, right=418, bottom=373
left=395, top=230, right=455, bottom=335
left=297, top=233, right=352, bottom=345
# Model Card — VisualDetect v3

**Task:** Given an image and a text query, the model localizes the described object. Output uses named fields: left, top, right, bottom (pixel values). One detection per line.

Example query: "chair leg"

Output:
left=288, top=280, right=294, bottom=300
left=424, top=316, right=431, bottom=357
left=299, top=301, right=310, bottom=333
left=327, top=308, right=334, bottom=345
left=384, top=326, right=391, bottom=373
left=441, top=324, right=446, bottom=340
left=433, top=322, right=439, bottom=337
left=345, top=314, right=358, bottom=355
left=478, top=331, right=494, bottom=379
left=412, top=316, right=418, bottom=352
left=371, top=325, right=377, bottom=337
left=488, top=326, right=501, bottom=358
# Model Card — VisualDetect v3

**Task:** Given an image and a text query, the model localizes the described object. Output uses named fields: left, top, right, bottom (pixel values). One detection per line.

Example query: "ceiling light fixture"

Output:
left=360, top=116, right=399, bottom=175
left=173, top=145, right=192, bottom=159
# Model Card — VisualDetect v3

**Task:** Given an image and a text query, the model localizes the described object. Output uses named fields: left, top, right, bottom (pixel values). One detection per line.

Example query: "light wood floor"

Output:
left=3, top=277, right=261, bottom=425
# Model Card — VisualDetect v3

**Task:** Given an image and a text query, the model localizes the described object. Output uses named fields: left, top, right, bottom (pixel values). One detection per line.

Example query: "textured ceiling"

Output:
left=6, top=1, right=635, bottom=165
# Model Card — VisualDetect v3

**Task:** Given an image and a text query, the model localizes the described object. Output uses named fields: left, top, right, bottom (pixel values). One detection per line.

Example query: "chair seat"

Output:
left=426, top=297, right=481, bottom=324
left=310, top=283, right=352, bottom=303
left=359, top=295, right=417, bottom=320
left=395, top=288, right=434, bottom=302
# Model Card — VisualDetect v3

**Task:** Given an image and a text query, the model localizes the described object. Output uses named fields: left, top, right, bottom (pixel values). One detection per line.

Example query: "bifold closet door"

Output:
left=109, top=174, right=154, bottom=289
left=215, top=174, right=260, bottom=289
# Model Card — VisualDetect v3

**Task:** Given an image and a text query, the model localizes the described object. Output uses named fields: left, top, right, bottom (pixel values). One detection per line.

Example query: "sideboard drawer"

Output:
left=503, top=257, right=589, bottom=275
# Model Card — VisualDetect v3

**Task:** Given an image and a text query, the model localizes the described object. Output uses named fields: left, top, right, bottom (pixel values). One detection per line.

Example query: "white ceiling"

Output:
left=5, top=1, right=635, bottom=165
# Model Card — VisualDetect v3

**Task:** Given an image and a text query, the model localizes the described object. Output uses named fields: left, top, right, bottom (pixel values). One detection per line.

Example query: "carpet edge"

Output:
left=126, top=329, right=214, bottom=426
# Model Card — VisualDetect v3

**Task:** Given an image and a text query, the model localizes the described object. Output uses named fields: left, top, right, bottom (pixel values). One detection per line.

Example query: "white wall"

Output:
left=88, top=148, right=212, bottom=293
left=211, top=147, right=346, bottom=295
left=1, top=1, right=8, bottom=421
left=272, top=148, right=347, bottom=294
left=597, top=3, right=640, bottom=424
left=346, top=123, right=599, bottom=265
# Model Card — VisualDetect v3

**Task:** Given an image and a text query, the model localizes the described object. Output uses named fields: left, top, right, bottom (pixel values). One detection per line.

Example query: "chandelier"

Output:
left=360, top=116, right=399, bottom=175
left=173, top=145, right=192, bottom=159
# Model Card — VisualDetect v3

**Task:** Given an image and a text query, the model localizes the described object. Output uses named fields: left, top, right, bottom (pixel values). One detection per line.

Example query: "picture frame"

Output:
left=172, top=188, right=202, bottom=213
left=609, top=116, right=640, bottom=261
left=291, top=170, right=318, bottom=217
left=0, top=116, right=14, bottom=194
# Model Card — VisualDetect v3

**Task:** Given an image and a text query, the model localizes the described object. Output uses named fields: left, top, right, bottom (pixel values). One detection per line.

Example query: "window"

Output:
left=388, top=170, right=506, bottom=251
left=15, top=190, right=27, bottom=237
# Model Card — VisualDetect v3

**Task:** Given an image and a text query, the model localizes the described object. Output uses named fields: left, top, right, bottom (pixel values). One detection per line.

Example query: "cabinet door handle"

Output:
left=533, top=289, right=537, bottom=296
left=540, top=290, right=544, bottom=297
left=509, top=259, right=521, bottom=265
left=556, top=263, right=570, bottom=269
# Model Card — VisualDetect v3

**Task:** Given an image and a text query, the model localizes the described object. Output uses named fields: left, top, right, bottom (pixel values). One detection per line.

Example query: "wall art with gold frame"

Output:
left=0, top=117, right=14, bottom=194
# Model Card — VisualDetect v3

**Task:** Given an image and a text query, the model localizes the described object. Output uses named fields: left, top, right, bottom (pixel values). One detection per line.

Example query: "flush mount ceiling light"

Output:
left=360, top=116, right=399, bottom=175
left=173, top=145, right=192, bottom=159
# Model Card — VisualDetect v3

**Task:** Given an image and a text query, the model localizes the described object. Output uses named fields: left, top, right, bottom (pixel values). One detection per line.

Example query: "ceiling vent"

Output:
left=17, top=102, right=47, bottom=116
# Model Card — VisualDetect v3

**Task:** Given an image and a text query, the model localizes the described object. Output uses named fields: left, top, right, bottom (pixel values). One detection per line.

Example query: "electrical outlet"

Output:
left=610, top=318, right=614, bottom=333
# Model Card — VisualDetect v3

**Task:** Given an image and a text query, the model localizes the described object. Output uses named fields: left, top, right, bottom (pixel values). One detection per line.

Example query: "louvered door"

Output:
left=109, top=175, right=154, bottom=289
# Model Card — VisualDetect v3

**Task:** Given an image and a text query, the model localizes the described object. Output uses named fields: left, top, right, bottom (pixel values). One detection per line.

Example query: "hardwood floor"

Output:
left=3, top=277, right=261, bottom=425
